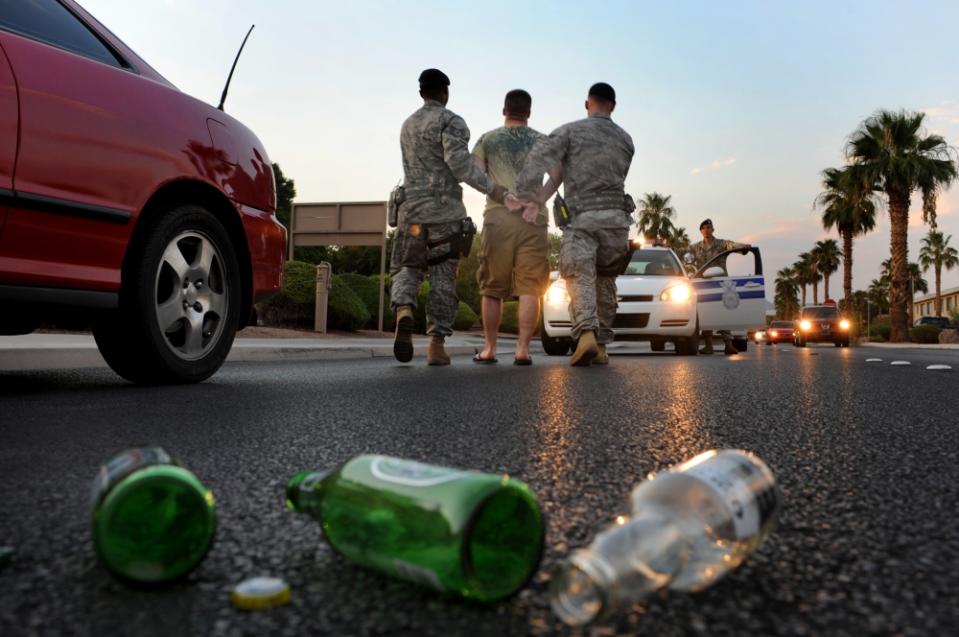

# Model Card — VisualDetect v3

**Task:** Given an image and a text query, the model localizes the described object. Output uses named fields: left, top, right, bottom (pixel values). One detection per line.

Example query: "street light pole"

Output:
left=866, top=298, right=871, bottom=341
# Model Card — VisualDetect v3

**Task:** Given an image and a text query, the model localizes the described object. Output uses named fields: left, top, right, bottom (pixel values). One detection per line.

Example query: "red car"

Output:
left=0, top=1, right=285, bottom=383
left=764, top=320, right=795, bottom=345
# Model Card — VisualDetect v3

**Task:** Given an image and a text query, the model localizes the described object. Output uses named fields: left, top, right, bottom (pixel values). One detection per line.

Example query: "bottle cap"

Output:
left=230, top=576, right=291, bottom=610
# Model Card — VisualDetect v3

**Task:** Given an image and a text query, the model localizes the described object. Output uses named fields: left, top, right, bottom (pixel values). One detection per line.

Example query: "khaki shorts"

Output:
left=476, top=211, right=549, bottom=298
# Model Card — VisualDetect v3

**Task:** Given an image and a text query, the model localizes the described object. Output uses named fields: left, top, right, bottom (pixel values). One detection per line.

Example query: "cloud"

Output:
left=924, top=102, right=959, bottom=125
left=739, top=219, right=807, bottom=244
left=690, top=156, right=736, bottom=176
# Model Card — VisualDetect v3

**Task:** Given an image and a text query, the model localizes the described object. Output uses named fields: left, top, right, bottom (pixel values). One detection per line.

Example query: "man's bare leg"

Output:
left=515, top=294, right=539, bottom=361
left=479, top=296, right=502, bottom=360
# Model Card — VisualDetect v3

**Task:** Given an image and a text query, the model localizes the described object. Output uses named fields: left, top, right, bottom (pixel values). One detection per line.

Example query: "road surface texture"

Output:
left=1, top=343, right=957, bottom=636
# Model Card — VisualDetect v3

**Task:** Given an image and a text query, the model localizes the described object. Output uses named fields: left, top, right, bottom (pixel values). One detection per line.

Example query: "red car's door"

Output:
left=0, top=2, right=164, bottom=291
left=0, top=40, right=17, bottom=234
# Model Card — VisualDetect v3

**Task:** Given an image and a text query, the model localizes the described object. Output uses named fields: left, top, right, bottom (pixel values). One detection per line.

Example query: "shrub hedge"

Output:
left=910, top=325, right=942, bottom=344
left=500, top=301, right=519, bottom=334
left=338, top=272, right=392, bottom=329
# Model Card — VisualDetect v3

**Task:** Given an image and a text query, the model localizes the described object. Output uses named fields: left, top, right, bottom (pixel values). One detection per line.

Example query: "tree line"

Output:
left=773, top=110, right=957, bottom=341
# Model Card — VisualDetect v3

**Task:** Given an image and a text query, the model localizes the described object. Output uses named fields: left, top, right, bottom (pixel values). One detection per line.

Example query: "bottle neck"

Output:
left=285, top=469, right=330, bottom=513
left=551, top=512, right=687, bottom=626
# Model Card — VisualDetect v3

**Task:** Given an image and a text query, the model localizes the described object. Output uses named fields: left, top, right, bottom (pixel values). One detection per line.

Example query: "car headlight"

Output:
left=800, top=320, right=812, bottom=331
left=770, top=330, right=778, bottom=337
left=839, top=319, right=850, bottom=330
left=546, top=281, right=570, bottom=305
left=659, top=283, right=692, bottom=303
left=755, top=331, right=765, bottom=341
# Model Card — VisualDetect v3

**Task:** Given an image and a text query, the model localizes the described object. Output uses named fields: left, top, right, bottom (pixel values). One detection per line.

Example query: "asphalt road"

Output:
left=1, top=343, right=958, bottom=636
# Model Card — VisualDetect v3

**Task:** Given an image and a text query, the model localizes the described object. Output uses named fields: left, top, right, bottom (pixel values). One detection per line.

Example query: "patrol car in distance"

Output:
left=794, top=301, right=852, bottom=347
left=540, top=244, right=767, bottom=355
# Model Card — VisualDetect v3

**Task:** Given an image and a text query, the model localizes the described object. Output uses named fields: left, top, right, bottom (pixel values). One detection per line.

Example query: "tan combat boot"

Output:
left=593, top=344, right=609, bottom=365
left=393, top=305, right=414, bottom=362
left=427, top=335, right=451, bottom=366
left=570, top=330, right=599, bottom=367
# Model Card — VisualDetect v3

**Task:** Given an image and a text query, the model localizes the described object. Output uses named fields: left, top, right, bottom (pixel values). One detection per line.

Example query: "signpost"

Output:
left=289, top=202, right=388, bottom=332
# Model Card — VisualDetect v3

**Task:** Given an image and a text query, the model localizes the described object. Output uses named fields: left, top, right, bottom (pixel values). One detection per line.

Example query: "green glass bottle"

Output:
left=286, top=455, right=544, bottom=602
left=91, top=447, right=216, bottom=584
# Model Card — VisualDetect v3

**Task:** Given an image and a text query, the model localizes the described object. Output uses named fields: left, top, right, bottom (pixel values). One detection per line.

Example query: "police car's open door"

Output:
left=691, top=248, right=766, bottom=332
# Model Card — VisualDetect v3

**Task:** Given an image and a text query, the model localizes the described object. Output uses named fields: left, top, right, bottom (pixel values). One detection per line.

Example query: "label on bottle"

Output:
left=392, top=559, right=445, bottom=592
left=90, top=447, right=173, bottom=510
left=370, top=456, right=469, bottom=487
left=684, top=453, right=776, bottom=540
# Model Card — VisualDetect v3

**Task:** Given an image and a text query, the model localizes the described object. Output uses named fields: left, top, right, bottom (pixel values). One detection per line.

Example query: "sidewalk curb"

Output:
left=0, top=345, right=482, bottom=371
left=859, top=342, right=959, bottom=350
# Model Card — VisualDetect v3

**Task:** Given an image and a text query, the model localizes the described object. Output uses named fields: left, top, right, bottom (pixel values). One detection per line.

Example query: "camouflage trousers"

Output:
left=558, top=210, right=630, bottom=345
left=390, top=221, right=460, bottom=337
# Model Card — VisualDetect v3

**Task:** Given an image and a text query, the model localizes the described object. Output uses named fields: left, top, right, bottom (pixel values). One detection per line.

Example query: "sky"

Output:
left=80, top=0, right=959, bottom=299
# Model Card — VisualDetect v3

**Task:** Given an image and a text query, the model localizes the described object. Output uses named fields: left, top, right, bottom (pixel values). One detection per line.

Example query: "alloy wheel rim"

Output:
left=154, top=231, right=228, bottom=361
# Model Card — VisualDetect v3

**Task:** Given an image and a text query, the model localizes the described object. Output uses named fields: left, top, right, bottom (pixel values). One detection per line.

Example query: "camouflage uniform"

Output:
left=516, top=112, right=634, bottom=344
left=688, top=238, right=747, bottom=273
left=391, top=99, right=495, bottom=336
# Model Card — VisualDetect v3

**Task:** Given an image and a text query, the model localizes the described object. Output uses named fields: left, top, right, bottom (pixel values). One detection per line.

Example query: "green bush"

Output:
left=500, top=301, right=519, bottom=334
left=867, top=316, right=891, bottom=342
left=256, top=260, right=316, bottom=328
left=339, top=272, right=392, bottom=329
left=454, top=302, right=478, bottom=331
left=910, top=325, right=942, bottom=344
left=281, top=260, right=317, bottom=304
left=327, top=275, right=370, bottom=331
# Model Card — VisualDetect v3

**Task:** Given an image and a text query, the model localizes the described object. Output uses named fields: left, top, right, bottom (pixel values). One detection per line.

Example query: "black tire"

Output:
left=650, top=338, right=666, bottom=352
left=675, top=326, right=699, bottom=356
left=733, top=338, right=748, bottom=352
left=539, top=318, right=572, bottom=356
left=93, top=205, right=241, bottom=384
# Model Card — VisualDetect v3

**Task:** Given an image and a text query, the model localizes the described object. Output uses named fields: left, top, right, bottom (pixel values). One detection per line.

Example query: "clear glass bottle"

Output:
left=286, top=454, right=544, bottom=602
left=550, top=449, right=782, bottom=625
left=91, top=447, right=216, bottom=584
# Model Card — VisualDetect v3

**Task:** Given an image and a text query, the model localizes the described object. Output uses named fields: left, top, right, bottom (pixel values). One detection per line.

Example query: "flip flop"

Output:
left=472, top=352, right=498, bottom=364
left=513, top=357, right=533, bottom=366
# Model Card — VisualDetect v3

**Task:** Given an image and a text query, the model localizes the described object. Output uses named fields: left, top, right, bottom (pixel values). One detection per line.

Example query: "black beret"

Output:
left=588, top=82, right=616, bottom=103
left=418, top=68, right=450, bottom=90
left=700, top=218, right=713, bottom=229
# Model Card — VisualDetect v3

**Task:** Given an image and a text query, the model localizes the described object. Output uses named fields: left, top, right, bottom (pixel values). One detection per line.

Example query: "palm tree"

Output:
left=795, top=251, right=820, bottom=305
left=881, top=258, right=928, bottom=322
left=844, top=110, right=958, bottom=341
left=666, top=226, right=690, bottom=252
left=774, top=267, right=800, bottom=319
left=867, top=278, right=889, bottom=315
left=814, top=239, right=841, bottom=302
left=918, top=230, right=959, bottom=317
left=817, top=166, right=878, bottom=307
left=636, top=192, right=677, bottom=241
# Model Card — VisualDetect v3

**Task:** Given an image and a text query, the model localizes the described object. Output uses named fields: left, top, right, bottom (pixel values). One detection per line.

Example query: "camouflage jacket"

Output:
left=688, top=237, right=747, bottom=270
left=516, top=112, right=634, bottom=216
left=399, top=100, right=495, bottom=224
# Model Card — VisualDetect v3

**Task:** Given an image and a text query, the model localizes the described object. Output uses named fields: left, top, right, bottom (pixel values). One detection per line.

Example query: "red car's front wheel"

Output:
left=93, top=204, right=241, bottom=384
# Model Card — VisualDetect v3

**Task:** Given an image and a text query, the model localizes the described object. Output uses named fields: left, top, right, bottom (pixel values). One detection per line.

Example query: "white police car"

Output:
left=540, top=245, right=767, bottom=355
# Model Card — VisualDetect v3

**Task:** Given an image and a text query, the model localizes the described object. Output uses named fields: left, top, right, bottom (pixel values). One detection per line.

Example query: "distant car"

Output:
left=794, top=304, right=851, bottom=347
left=764, top=320, right=796, bottom=345
left=0, top=1, right=286, bottom=383
left=541, top=245, right=766, bottom=355
left=914, top=316, right=955, bottom=329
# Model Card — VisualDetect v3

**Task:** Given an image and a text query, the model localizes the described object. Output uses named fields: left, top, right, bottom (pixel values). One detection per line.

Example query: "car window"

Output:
left=771, top=321, right=794, bottom=328
left=801, top=307, right=839, bottom=319
left=0, top=0, right=124, bottom=68
left=624, top=250, right=683, bottom=276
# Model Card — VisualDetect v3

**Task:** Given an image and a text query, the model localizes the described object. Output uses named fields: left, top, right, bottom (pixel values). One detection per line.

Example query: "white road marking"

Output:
left=865, top=358, right=883, bottom=362
left=926, top=364, right=953, bottom=371
left=890, top=361, right=911, bottom=366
